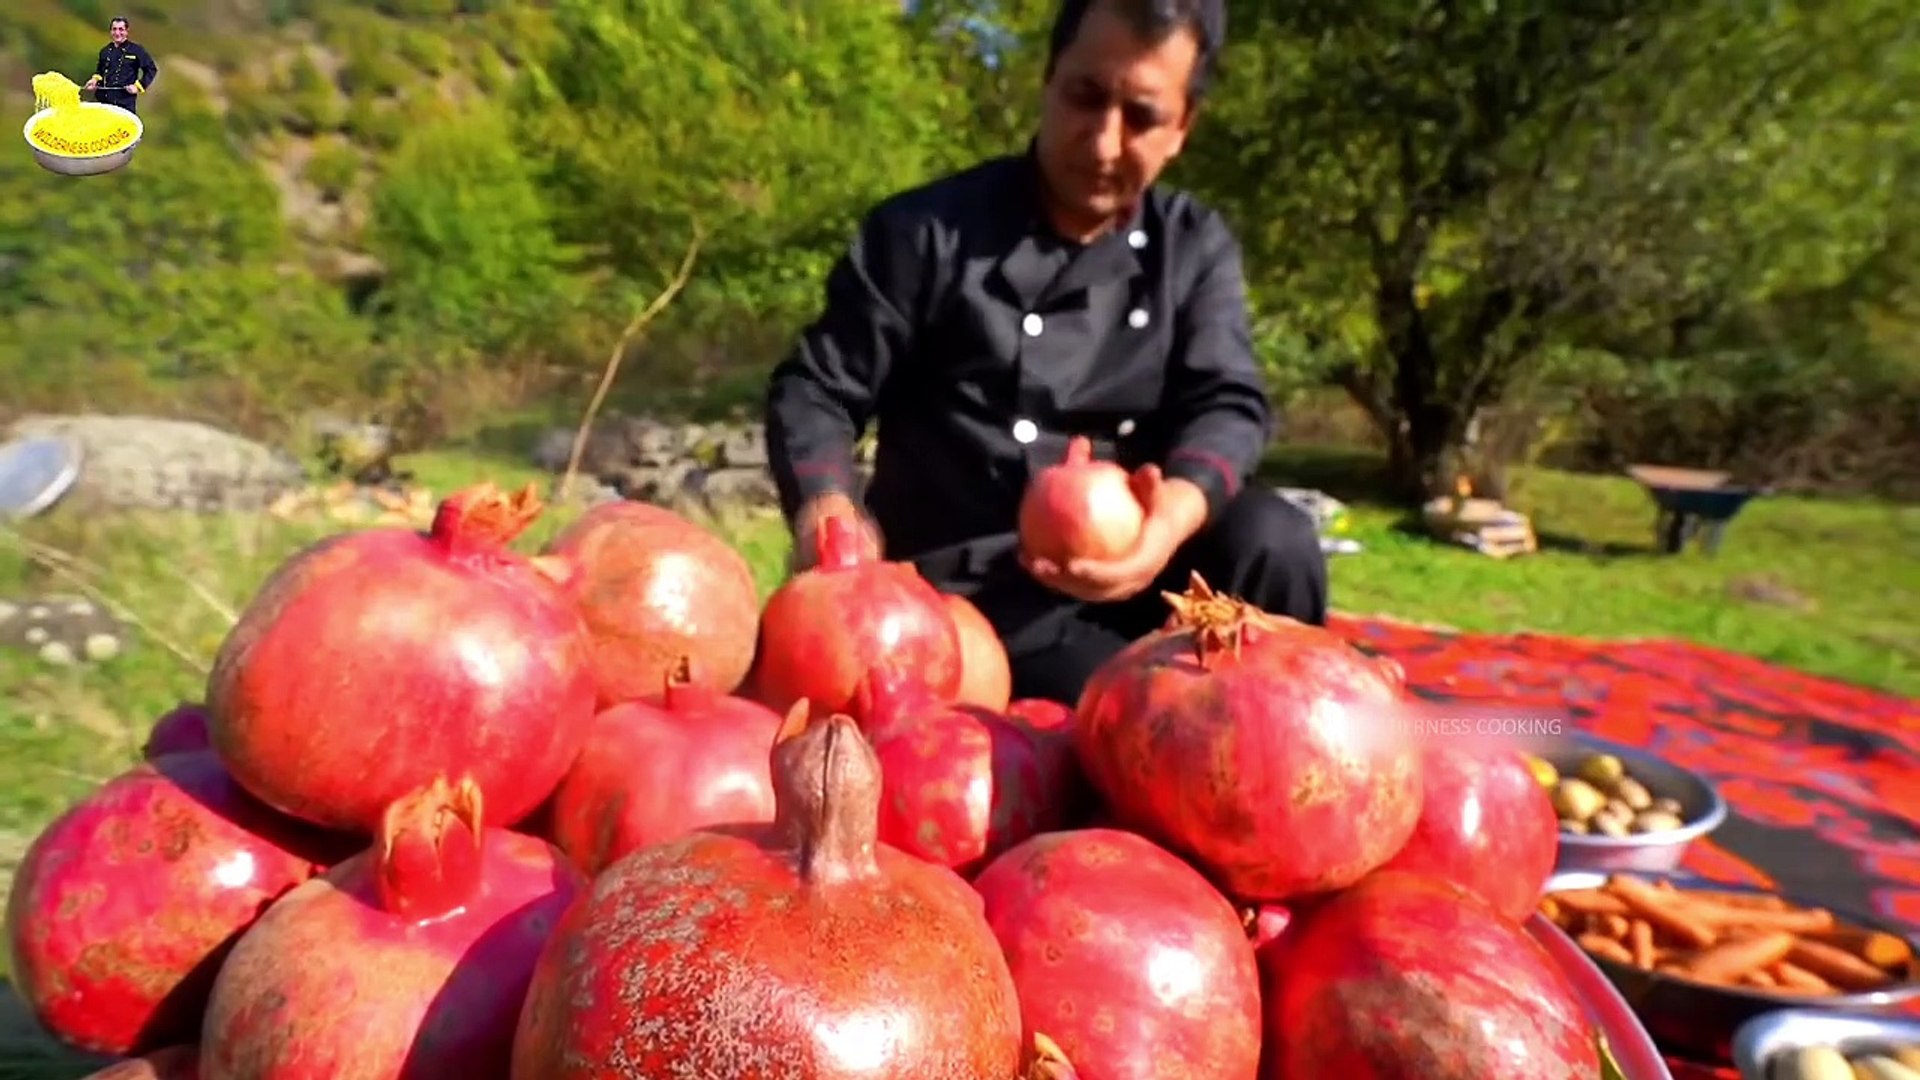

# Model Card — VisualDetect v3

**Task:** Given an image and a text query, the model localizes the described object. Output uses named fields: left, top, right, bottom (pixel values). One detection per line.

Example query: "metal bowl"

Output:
left=1520, top=731, right=1728, bottom=873
left=1547, top=869, right=1920, bottom=1062
left=1730, top=1008, right=1920, bottom=1079
left=23, top=103, right=144, bottom=177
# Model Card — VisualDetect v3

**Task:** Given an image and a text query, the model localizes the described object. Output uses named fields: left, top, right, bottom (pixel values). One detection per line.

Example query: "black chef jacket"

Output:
left=94, top=41, right=158, bottom=95
left=763, top=147, right=1274, bottom=652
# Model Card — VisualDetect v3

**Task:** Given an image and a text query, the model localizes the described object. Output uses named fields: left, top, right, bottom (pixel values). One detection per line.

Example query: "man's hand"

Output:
left=1021, top=466, right=1209, bottom=603
left=125, top=83, right=140, bottom=93
left=84, top=75, right=100, bottom=89
left=789, top=490, right=882, bottom=574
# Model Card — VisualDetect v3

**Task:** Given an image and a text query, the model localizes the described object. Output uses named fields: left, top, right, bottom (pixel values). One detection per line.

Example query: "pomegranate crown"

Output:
left=374, top=775, right=485, bottom=922
left=769, top=700, right=882, bottom=885
left=430, top=482, right=544, bottom=556
left=1161, top=571, right=1266, bottom=661
left=812, top=512, right=870, bottom=571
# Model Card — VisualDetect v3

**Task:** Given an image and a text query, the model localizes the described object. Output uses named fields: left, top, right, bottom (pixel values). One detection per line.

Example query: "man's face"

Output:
left=1035, top=2, right=1199, bottom=236
left=109, top=20, right=129, bottom=43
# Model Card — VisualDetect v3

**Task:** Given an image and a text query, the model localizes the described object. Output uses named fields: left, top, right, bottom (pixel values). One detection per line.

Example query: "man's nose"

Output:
left=1090, top=110, right=1125, bottom=165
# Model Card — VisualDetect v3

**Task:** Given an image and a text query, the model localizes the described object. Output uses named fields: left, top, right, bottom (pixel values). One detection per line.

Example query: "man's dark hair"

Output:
left=110, top=16, right=128, bottom=27
left=1044, top=0, right=1225, bottom=101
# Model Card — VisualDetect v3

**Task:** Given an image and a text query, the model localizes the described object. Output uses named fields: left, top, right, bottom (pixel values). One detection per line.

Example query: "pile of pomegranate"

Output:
left=6, top=479, right=1604, bottom=1079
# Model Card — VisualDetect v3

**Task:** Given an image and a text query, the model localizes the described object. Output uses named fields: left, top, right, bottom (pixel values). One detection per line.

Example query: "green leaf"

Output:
left=1598, top=1033, right=1627, bottom=1080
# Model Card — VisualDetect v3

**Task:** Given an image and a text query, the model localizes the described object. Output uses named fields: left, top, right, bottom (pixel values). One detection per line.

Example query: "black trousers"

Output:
left=97, top=91, right=137, bottom=114
left=997, top=487, right=1328, bottom=706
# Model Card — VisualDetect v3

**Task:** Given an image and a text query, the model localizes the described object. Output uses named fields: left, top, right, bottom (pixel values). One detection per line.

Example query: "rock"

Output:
left=701, top=468, right=778, bottom=508
left=6, top=414, right=305, bottom=513
left=0, top=593, right=126, bottom=667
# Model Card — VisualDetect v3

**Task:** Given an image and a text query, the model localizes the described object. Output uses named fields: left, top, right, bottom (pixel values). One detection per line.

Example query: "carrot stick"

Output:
left=1676, top=890, right=1789, bottom=911
left=1579, top=934, right=1635, bottom=965
left=1767, top=961, right=1837, bottom=995
left=1597, top=913, right=1631, bottom=939
left=1694, top=905, right=1836, bottom=934
left=1804, top=927, right=1913, bottom=971
left=1671, top=931, right=1797, bottom=983
left=1555, top=889, right=1631, bottom=917
left=1629, top=920, right=1655, bottom=968
left=1538, top=897, right=1563, bottom=923
left=1606, top=876, right=1718, bottom=948
left=1742, top=969, right=1779, bottom=988
left=1785, top=938, right=1897, bottom=992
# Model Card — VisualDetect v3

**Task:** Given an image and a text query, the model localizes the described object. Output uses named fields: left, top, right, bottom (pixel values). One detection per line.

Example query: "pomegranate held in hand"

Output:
left=974, top=828, right=1262, bottom=1080
left=945, top=592, right=1012, bottom=711
left=1075, top=573, right=1421, bottom=902
left=1262, top=870, right=1599, bottom=1080
left=511, top=702, right=1024, bottom=1078
left=1378, top=737, right=1559, bottom=922
left=753, top=512, right=963, bottom=718
left=548, top=656, right=784, bottom=876
left=1018, top=436, right=1145, bottom=565
left=6, top=752, right=345, bottom=1056
left=206, top=482, right=597, bottom=833
left=541, top=499, right=760, bottom=704
left=856, top=662, right=1052, bottom=874
left=201, top=777, right=583, bottom=1080
left=142, top=702, right=211, bottom=760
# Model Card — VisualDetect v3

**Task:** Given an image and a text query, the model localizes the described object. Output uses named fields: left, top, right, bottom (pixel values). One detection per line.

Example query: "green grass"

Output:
left=0, top=441, right=1913, bottom=1074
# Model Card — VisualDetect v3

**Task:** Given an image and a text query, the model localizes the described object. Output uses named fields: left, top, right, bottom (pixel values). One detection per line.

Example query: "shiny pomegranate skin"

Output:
left=1017, top=436, right=1144, bottom=565
left=142, top=703, right=211, bottom=760
left=1378, top=738, right=1559, bottom=922
left=752, top=512, right=963, bottom=719
left=973, top=828, right=1263, bottom=1080
left=205, top=483, right=597, bottom=833
left=945, top=592, right=1013, bottom=711
left=200, top=778, right=584, bottom=1080
left=1005, top=698, right=1099, bottom=827
left=548, top=658, right=784, bottom=876
left=1261, top=870, right=1599, bottom=1080
left=856, top=664, right=1053, bottom=875
left=511, top=708, right=1023, bottom=1079
left=541, top=499, right=761, bottom=704
left=5, top=752, right=346, bottom=1056
left=1075, top=574, right=1422, bottom=901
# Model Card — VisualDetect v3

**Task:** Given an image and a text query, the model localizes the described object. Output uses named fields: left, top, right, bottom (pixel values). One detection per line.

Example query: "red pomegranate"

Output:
left=1075, top=573, right=1422, bottom=902
left=80, top=1047, right=201, bottom=1079
left=945, top=592, right=1013, bottom=711
left=752, top=512, right=963, bottom=718
left=854, top=663, right=1053, bottom=874
left=1017, top=436, right=1145, bottom=565
left=973, top=828, right=1262, bottom=1080
left=1005, top=698, right=1098, bottom=826
left=201, top=777, right=583, bottom=1079
left=511, top=703, right=1024, bottom=1077
left=1027, top=1034, right=1080, bottom=1079
left=1262, top=870, right=1599, bottom=1079
left=5, top=752, right=346, bottom=1056
left=549, top=656, right=784, bottom=876
left=541, top=499, right=761, bottom=704
left=1378, top=738, right=1559, bottom=922
left=205, top=483, right=598, bottom=833
left=142, top=703, right=211, bottom=760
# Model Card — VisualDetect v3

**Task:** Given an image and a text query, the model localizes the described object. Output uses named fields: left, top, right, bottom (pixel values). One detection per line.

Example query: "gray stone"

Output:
left=5, top=414, right=305, bottom=513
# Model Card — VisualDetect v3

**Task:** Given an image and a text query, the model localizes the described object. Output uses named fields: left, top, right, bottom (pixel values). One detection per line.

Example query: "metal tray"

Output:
left=1545, top=869, right=1920, bottom=1062
left=1526, top=911, right=1675, bottom=1079
left=1730, top=1008, right=1920, bottom=1078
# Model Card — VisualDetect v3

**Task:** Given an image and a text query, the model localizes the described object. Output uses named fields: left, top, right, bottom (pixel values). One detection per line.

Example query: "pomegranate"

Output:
left=945, top=592, right=1012, bottom=710
left=1378, top=738, right=1559, bottom=922
left=511, top=703, right=1024, bottom=1077
left=548, top=655, right=784, bottom=876
left=1075, top=573, right=1422, bottom=902
left=973, top=828, right=1262, bottom=1080
left=752, top=512, right=963, bottom=718
left=205, top=483, right=597, bottom=833
left=541, top=499, right=761, bottom=704
left=5, top=752, right=346, bottom=1056
left=1261, top=870, right=1599, bottom=1079
left=201, top=777, right=583, bottom=1079
left=1027, top=1034, right=1079, bottom=1079
left=81, top=1047, right=201, bottom=1079
left=1017, top=436, right=1144, bottom=565
left=1006, top=698, right=1098, bottom=826
left=142, top=702, right=211, bottom=759
left=854, top=663, right=1053, bottom=874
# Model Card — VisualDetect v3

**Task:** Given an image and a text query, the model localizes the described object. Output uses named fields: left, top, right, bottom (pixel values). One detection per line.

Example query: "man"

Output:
left=84, top=17, right=157, bottom=115
left=764, top=0, right=1328, bottom=705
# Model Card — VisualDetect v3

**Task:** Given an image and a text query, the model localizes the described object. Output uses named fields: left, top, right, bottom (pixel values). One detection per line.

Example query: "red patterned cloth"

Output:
left=1329, top=615, right=1920, bottom=1079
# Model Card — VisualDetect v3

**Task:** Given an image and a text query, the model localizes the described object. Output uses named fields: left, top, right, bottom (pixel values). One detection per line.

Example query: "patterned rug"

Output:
left=1330, top=615, right=1920, bottom=1079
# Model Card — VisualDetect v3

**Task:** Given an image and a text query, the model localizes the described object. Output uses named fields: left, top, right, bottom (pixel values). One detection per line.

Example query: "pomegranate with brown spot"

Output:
left=1260, top=869, right=1599, bottom=1079
left=548, top=655, right=785, bottom=877
left=752, top=513, right=963, bottom=718
left=1075, top=573, right=1423, bottom=901
left=205, top=483, right=597, bottom=834
left=541, top=499, right=761, bottom=705
left=972, top=828, right=1262, bottom=1080
left=511, top=702, right=1024, bottom=1078
left=4, top=752, right=345, bottom=1057
left=200, top=777, right=583, bottom=1079
left=854, top=663, right=1053, bottom=875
